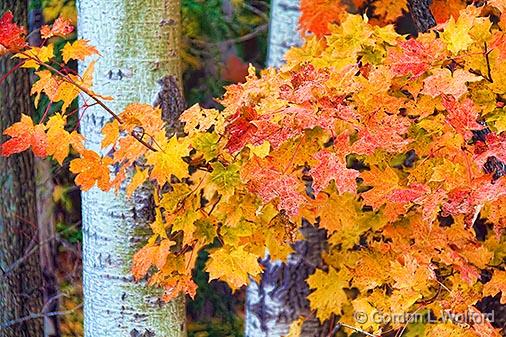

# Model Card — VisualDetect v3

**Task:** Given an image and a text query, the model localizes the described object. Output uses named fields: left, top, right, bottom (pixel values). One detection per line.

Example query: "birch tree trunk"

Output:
left=77, top=1, right=186, bottom=336
left=245, top=3, right=329, bottom=336
left=0, top=1, right=44, bottom=336
left=265, top=0, right=302, bottom=68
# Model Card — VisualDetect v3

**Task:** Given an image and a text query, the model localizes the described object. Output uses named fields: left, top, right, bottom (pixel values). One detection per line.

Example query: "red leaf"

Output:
left=310, top=150, right=358, bottom=195
left=388, top=39, right=444, bottom=78
left=221, top=54, right=249, bottom=83
left=442, top=96, right=483, bottom=140
left=0, top=114, right=47, bottom=157
left=0, top=11, right=27, bottom=55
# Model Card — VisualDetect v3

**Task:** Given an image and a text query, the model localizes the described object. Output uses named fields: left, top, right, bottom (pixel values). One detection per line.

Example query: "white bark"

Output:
left=77, top=1, right=185, bottom=336
left=266, top=0, right=303, bottom=68
left=245, top=2, right=328, bottom=337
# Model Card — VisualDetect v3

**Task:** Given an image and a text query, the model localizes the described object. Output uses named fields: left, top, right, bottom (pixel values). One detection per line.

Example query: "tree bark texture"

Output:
left=265, top=0, right=303, bottom=68
left=0, top=1, right=44, bottom=336
left=77, top=1, right=185, bottom=336
left=407, top=0, right=436, bottom=33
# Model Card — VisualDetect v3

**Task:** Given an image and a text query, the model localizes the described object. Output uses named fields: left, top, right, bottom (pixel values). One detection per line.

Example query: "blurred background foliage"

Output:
left=31, top=0, right=270, bottom=336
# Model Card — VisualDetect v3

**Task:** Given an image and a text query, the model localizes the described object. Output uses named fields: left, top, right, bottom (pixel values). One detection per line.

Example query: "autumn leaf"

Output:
left=40, top=17, right=74, bottom=39
left=442, top=96, right=483, bottom=140
left=482, top=269, right=506, bottom=304
left=31, top=70, right=59, bottom=107
left=307, top=267, right=349, bottom=321
left=441, top=9, right=476, bottom=54
left=145, top=134, right=190, bottom=185
left=62, top=39, right=99, bottom=63
left=69, top=150, right=111, bottom=191
left=101, top=119, right=120, bottom=149
left=283, top=317, right=304, bottom=337
left=126, top=167, right=148, bottom=197
left=205, top=245, right=262, bottom=290
left=0, top=114, right=47, bottom=158
left=310, top=150, right=358, bottom=195
left=0, top=11, right=26, bottom=55
left=132, top=239, right=176, bottom=281
left=372, top=0, right=408, bottom=24
left=16, top=44, right=54, bottom=69
left=221, top=54, right=249, bottom=83
left=299, top=0, right=348, bottom=37
left=45, top=113, right=84, bottom=164
left=388, top=38, right=445, bottom=78
left=422, top=68, right=482, bottom=99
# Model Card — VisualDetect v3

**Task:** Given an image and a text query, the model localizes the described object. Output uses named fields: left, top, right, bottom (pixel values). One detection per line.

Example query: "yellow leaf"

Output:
left=126, top=168, right=148, bottom=197
left=307, top=267, right=349, bottom=321
left=16, top=44, right=54, bottom=69
left=145, top=135, right=190, bottom=185
left=283, top=317, right=304, bottom=337
left=441, top=10, right=475, bottom=54
left=205, top=245, right=262, bottom=290
left=62, top=39, right=99, bottom=63
left=101, top=120, right=120, bottom=148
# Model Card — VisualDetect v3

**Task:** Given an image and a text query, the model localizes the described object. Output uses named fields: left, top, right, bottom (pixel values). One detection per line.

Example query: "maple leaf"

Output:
left=205, top=245, right=262, bottom=291
left=0, top=11, right=26, bottom=55
left=145, top=135, right=190, bottom=185
left=210, top=162, right=241, bottom=198
left=299, top=0, right=348, bottom=37
left=474, top=133, right=506, bottom=168
left=69, top=150, right=111, bottom=191
left=101, top=120, right=120, bottom=148
left=422, top=68, right=482, bottom=99
left=159, top=274, right=197, bottom=302
left=31, top=70, right=59, bottom=107
left=221, top=54, right=249, bottom=83
left=45, top=113, right=84, bottom=164
left=310, top=150, right=358, bottom=195
left=132, top=239, right=176, bottom=281
left=307, top=267, right=349, bottom=321
left=126, top=168, right=148, bottom=197
left=388, top=38, right=445, bottom=78
left=361, top=165, right=400, bottom=209
left=242, top=159, right=306, bottom=216
left=372, top=0, right=408, bottom=24
left=352, top=114, right=411, bottom=155
left=430, top=0, right=467, bottom=24
left=483, top=269, right=506, bottom=304
left=442, top=96, right=483, bottom=140
left=283, top=318, right=304, bottom=337
left=40, top=17, right=74, bottom=39
left=16, top=45, right=54, bottom=69
left=441, top=10, right=475, bottom=54
left=179, top=104, right=223, bottom=135
left=0, top=114, right=47, bottom=158
left=62, top=39, right=99, bottom=63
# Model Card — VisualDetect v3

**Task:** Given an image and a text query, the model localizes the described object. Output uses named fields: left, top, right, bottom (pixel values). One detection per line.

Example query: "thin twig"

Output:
left=0, top=303, right=83, bottom=329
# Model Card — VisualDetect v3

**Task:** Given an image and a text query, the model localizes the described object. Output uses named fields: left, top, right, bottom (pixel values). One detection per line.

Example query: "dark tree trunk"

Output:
left=0, top=1, right=44, bottom=336
left=407, top=0, right=436, bottom=33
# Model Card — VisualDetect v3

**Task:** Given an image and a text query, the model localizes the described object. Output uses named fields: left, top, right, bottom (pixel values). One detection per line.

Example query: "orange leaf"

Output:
left=1, top=114, right=47, bottom=157
left=45, top=113, right=84, bottom=164
left=299, top=0, right=348, bottom=37
left=69, top=150, right=111, bottom=191
left=62, top=39, right=99, bottom=63
left=40, top=17, right=74, bottom=39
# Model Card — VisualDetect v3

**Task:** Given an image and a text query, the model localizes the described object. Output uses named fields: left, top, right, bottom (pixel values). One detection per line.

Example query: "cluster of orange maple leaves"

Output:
left=1, top=2, right=506, bottom=336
